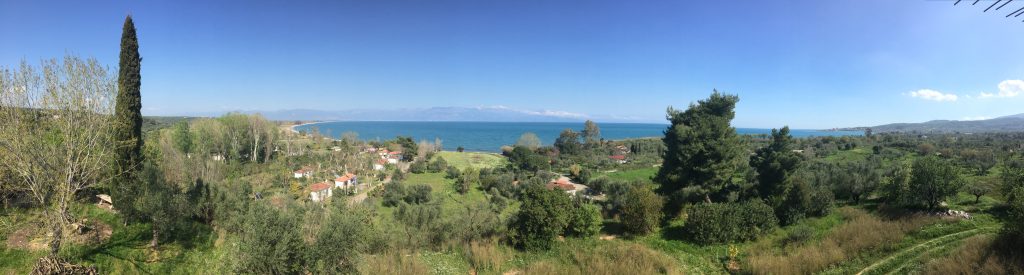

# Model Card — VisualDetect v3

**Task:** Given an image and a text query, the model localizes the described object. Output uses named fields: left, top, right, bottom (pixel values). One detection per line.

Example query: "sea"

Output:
left=293, top=121, right=862, bottom=153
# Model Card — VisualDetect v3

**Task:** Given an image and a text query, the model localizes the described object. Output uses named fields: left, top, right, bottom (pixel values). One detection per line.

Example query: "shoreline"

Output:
left=288, top=120, right=339, bottom=134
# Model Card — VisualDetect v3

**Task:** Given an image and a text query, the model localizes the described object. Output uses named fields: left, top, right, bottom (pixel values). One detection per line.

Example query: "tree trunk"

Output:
left=48, top=218, right=63, bottom=257
left=150, top=228, right=159, bottom=249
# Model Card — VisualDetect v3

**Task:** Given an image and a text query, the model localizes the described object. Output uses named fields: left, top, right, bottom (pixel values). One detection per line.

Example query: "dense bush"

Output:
left=309, top=202, right=377, bottom=273
left=509, top=185, right=572, bottom=250
left=428, top=157, right=448, bottom=173
left=381, top=182, right=432, bottom=206
left=233, top=203, right=305, bottom=274
left=565, top=202, right=603, bottom=237
left=409, top=160, right=427, bottom=174
left=618, top=186, right=664, bottom=235
left=684, top=200, right=778, bottom=245
left=445, top=166, right=461, bottom=179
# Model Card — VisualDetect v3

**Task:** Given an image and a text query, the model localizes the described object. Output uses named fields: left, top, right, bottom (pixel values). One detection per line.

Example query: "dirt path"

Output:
left=348, top=175, right=390, bottom=206
left=855, top=227, right=994, bottom=275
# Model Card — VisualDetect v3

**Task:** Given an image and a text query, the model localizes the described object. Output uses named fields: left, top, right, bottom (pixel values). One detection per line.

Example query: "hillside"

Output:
left=855, top=113, right=1024, bottom=133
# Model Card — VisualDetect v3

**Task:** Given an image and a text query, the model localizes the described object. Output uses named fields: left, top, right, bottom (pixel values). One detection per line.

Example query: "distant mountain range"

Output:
left=847, top=113, right=1024, bottom=133
left=176, top=106, right=652, bottom=123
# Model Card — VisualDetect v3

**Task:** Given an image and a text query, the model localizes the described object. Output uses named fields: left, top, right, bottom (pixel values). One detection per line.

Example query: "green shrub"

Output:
left=409, top=160, right=427, bottom=174
left=565, top=202, right=603, bottom=237
left=684, top=200, right=778, bottom=245
left=428, top=157, right=448, bottom=173
left=233, top=203, right=305, bottom=274
left=509, top=185, right=572, bottom=250
left=618, top=186, right=664, bottom=235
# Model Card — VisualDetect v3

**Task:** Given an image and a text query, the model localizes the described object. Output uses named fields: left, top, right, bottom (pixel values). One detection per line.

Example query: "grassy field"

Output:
left=601, top=167, right=658, bottom=183
left=434, top=151, right=507, bottom=170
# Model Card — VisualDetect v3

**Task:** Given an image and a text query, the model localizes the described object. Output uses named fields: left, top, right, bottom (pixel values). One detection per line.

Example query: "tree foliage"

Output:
left=565, top=201, right=603, bottom=238
left=0, top=56, right=118, bottom=256
left=684, top=200, right=778, bottom=245
left=909, top=157, right=964, bottom=210
left=750, top=126, right=801, bottom=207
left=509, top=185, right=572, bottom=250
left=515, top=132, right=542, bottom=151
left=112, top=15, right=146, bottom=222
left=655, top=91, right=744, bottom=204
left=618, top=186, right=664, bottom=235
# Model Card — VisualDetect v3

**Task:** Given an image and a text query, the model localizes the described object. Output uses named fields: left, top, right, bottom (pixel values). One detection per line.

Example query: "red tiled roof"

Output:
left=376, top=159, right=387, bottom=164
left=608, top=155, right=626, bottom=160
left=310, top=182, right=332, bottom=192
left=546, top=176, right=575, bottom=191
left=335, top=173, right=356, bottom=182
left=388, top=151, right=401, bottom=155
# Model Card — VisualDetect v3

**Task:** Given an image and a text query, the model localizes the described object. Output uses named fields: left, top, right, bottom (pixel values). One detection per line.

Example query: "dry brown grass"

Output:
left=464, top=240, right=508, bottom=272
left=516, top=241, right=681, bottom=275
left=360, top=251, right=429, bottom=275
left=572, top=242, right=680, bottom=275
left=922, top=235, right=1024, bottom=275
left=745, top=207, right=936, bottom=275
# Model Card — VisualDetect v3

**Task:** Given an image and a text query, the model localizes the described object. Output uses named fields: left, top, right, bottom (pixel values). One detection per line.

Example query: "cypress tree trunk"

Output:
left=112, top=15, right=143, bottom=220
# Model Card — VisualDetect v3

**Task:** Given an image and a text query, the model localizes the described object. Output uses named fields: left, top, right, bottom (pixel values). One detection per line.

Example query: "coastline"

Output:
left=288, top=120, right=338, bottom=134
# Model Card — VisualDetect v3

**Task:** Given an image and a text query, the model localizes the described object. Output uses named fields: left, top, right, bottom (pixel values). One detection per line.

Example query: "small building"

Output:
left=334, top=173, right=358, bottom=189
left=388, top=151, right=403, bottom=161
left=293, top=166, right=314, bottom=178
left=309, top=182, right=333, bottom=202
left=608, top=155, right=627, bottom=164
left=546, top=176, right=589, bottom=196
left=373, top=159, right=387, bottom=171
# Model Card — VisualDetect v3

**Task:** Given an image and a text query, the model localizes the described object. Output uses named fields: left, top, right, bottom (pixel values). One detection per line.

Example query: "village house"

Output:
left=334, top=173, right=358, bottom=189
left=293, top=166, right=314, bottom=178
left=373, top=159, right=387, bottom=171
left=546, top=176, right=589, bottom=196
left=309, top=181, right=333, bottom=202
left=608, top=155, right=627, bottom=164
left=386, top=151, right=403, bottom=164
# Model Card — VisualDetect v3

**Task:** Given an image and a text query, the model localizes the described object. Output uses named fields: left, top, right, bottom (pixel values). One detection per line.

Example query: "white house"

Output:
left=309, top=182, right=333, bottom=202
left=334, top=173, right=358, bottom=189
left=608, top=155, right=627, bottom=164
left=373, top=159, right=387, bottom=171
left=293, top=166, right=314, bottom=178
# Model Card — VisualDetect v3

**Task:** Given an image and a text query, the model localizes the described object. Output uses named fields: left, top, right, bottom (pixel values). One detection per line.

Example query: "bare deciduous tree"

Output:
left=0, top=56, right=117, bottom=256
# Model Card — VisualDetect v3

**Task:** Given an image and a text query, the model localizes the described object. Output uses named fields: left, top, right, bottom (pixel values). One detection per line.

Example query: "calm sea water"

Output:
left=294, top=121, right=861, bottom=153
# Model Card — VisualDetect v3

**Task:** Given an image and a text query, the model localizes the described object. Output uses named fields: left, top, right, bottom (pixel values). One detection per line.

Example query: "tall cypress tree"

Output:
left=112, top=15, right=143, bottom=220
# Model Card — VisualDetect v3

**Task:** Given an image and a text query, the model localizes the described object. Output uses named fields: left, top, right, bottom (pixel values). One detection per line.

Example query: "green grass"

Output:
left=0, top=203, right=229, bottom=274
left=0, top=247, right=43, bottom=274
left=602, top=167, right=658, bottom=183
left=434, top=151, right=507, bottom=170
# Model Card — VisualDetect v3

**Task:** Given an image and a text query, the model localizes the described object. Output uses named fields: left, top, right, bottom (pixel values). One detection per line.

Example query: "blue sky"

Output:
left=2, top=0, right=1022, bottom=128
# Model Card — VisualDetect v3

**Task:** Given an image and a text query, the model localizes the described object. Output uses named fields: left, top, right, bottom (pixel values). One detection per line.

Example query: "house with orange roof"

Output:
left=309, top=181, right=333, bottom=202
left=334, top=173, right=358, bottom=189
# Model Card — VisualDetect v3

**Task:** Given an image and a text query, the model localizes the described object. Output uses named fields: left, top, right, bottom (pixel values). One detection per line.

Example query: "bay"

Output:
left=293, top=121, right=862, bottom=153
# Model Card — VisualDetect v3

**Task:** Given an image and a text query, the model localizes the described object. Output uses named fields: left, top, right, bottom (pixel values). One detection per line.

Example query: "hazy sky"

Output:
left=2, top=0, right=1023, bottom=128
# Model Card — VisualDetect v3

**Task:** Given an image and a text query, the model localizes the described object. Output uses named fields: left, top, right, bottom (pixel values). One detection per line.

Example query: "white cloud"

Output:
left=908, top=89, right=958, bottom=102
left=980, top=79, right=1023, bottom=98
left=479, top=105, right=589, bottom=119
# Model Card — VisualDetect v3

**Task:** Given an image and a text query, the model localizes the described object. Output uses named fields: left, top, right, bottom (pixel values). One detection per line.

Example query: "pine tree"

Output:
left=655, top=91, right=743, bottom=204
left=112, top=15, right=144, bottom=220
left=750, top=126, right=801, bottom=206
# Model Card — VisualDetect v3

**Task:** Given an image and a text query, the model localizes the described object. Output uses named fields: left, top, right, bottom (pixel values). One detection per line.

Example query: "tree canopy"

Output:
left=655, top=91, right=744, bottom=204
